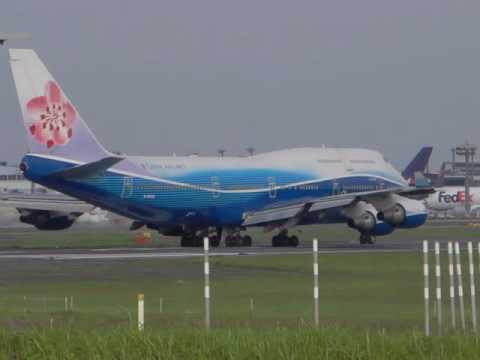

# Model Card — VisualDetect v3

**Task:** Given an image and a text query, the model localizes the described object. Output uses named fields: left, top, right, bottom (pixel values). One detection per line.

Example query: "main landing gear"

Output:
left=225, top=234, right=252, bottom=247
left=272, top=230, right=299, bottom=247
left=180, top=232, right=221, bottom=247
left=359, top=232, right=375, bottom=245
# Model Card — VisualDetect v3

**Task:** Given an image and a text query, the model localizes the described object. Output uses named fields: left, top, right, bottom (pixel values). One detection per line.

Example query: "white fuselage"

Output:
left=425, top=186, right=480, bottom=213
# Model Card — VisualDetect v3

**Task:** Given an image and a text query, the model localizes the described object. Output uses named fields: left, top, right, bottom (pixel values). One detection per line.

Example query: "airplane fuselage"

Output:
left=21, top=147, right=418, bottom=229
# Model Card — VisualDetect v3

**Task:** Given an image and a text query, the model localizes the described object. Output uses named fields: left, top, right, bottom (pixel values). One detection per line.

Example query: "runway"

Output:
left=0, top=239, right=434, bottom=260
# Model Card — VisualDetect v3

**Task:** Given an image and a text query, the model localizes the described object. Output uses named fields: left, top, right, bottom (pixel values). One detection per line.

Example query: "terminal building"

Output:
left=428, top=151, right=480, bottom=187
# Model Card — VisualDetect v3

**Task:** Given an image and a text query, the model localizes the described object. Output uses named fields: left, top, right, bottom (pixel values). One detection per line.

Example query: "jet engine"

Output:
left=372, top=194, right=427, bottom=229
left=18, top=209, right=80, bottom=230
left=344, top=201, right=394, bottom=236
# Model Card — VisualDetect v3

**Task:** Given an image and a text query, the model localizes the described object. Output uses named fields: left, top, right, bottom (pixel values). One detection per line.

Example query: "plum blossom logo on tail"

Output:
left=26, top=81, right=77, bottom=149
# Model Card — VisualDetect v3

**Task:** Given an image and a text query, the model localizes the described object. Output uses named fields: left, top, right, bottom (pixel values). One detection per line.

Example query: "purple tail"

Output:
left=402, top=147, right=433, bottom=182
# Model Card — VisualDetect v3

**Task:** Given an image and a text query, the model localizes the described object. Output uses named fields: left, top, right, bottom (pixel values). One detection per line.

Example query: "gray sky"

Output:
left=1, top=0, right=479, bottom=171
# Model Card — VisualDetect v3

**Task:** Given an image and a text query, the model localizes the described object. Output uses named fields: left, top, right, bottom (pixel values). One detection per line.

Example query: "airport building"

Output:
left=0, top=162, right=47, bottom=193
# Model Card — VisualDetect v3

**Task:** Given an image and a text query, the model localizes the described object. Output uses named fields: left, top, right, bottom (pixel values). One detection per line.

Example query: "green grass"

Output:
left=0, top=226, right=479, bottom=358
left=0, top=327, right=479, bottom=359
left=0, top=251, right=472, bottom=334
left=1, top=223, right=480, bottom=249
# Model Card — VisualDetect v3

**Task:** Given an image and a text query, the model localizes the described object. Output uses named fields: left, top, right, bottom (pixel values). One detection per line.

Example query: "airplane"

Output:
left=7, top=48, right=430, bottom=246
left=425, top=187, right=480, bottom=217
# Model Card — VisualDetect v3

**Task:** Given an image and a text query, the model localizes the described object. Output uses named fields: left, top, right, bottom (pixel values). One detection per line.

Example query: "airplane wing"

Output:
left=0, top=192, right=94, bottom=213
left=242, top=187, right=414, bottom=227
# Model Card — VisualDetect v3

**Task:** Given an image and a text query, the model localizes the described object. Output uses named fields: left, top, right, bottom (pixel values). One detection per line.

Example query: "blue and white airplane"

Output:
left=8, top=49, right=428, bottom=246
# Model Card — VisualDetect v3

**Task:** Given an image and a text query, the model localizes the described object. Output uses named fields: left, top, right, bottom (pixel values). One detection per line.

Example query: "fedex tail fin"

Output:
left=402, top=146, right=433, bottom=183
left=9, top=49, right=110, bottom=162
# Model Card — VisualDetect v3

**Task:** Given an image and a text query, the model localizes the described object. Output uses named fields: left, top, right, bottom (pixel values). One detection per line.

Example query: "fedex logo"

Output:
left=438, top=191, right=474, bottom=203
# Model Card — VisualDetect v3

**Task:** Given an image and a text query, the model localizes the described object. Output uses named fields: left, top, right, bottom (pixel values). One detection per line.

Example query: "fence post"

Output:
left=423, top=240, right=430, bottom=336
left=448, top=242, right=456, bottom=329
left=70, top=296, right=74, bottom=312
left=455, top=242, right=466, bottom=331
left=435, top=242, right=442, bottom=335
left=468, top=242, right=477, bottom=333
left=313, top=238, right=319, bottom=327
left=159, top=297, right=163, bottom=314
left=64, top=296, right=68, bottom=312
left=204, top=237, right=211, bottom=331
left=138, top=294, right=144, bottom=331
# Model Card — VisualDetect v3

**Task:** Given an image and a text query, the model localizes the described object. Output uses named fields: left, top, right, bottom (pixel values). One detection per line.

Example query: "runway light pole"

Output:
left=448, top=242, right=456, bottom=329
left=455, top=242, right=466, bottom=331
left=423, top=240, right=430, bottom=336
left=313, top=238, right=319, bottom=327
left=138, top=294, right=144, bottom=331
left=204, top=237, right=211, bottom=331
left=468, top=242, right=477, bottom=333
left=435, top=242, right=442, bottom=334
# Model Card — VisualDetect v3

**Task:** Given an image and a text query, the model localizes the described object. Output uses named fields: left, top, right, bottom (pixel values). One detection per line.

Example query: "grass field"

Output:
left=0, top=225, right=479, bottom=358
left=1, top=223, right=480, bottom=249
left=0, top=250, right=476, bottom=334
left=0, top=327, right=479, bottom=359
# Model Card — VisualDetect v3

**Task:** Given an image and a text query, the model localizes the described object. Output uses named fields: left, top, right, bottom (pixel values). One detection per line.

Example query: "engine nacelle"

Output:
left=372, top=194, right=427, bottom=229
left=344, top=201, right=394, bottom=236
left=348, top=211, right=376, bottom=232
left=18, top=210, right=79, bottom=230
left=377, top=204, right=406, bottom=226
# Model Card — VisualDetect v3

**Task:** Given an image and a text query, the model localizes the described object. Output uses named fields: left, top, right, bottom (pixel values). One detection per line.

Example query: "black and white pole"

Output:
left=435, top=242, right=442, bottom=334
left=313, top=238, right=319, bottom=327
left=423, top=240, right=430, bottom=336
left=448, top=242, right=456, bottom=329
left=455, top=242, right=466, bottom=331
left=468, top=242, right=477, bottom=333
left=138, top=293, right=144, bottom=331
left=204, top=237, right=211, bottom=331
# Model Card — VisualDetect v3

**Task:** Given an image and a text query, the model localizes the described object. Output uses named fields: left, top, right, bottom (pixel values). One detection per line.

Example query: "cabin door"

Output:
left=121, top=176, right=134, bottom=198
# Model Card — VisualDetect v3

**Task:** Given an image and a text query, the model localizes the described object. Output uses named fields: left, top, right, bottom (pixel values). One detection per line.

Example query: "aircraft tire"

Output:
left=242, top=235, right=252, bottom=247
left=288, top=235, right=299, bottom=247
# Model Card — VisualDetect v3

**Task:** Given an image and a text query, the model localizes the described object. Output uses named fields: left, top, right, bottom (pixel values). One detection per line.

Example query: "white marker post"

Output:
left=448, top=242, right=456, bottom=329
left=423, top=240, right=430, bottom=336
left=435, top=242, right=442, bottom=334
left=468, top=242, right=477, bottom=333
left=138, top=294, right=144, bottom=331
left=455, top=242, right=466, bottom=331
left=204, top=237, right=211, bottom=331
left=313, top=238, right=319, bottom=327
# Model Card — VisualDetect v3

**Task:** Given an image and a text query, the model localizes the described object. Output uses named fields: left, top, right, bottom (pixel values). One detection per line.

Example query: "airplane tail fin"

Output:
left=401, top=146, right=433, bottom=183
left=9, top=49, right=110, bottom=162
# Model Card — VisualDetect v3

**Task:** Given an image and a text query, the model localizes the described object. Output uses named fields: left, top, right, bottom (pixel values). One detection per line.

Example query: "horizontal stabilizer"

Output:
left=0, top=193, right=94, bottom=213
left=50, top=156, right=124, bottom=179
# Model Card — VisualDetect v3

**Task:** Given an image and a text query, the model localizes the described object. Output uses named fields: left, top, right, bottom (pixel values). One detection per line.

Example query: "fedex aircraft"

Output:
left=8, top=49, right=428, bottom=246
left=425, top=187, right=480, bottom=216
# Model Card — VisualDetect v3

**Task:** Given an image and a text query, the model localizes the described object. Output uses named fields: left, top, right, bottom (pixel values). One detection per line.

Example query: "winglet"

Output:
left=49, top=156, right=125, bottom=179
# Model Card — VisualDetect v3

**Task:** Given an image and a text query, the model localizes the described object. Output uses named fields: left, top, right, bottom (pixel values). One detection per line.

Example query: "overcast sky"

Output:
left=1, top=0, right=479, bottom=170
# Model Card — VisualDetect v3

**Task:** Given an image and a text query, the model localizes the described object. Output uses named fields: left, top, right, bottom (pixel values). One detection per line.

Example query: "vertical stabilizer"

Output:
left=9, top=49, right=110, bottom=162
left=402, top=147, right=433, bottom=183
